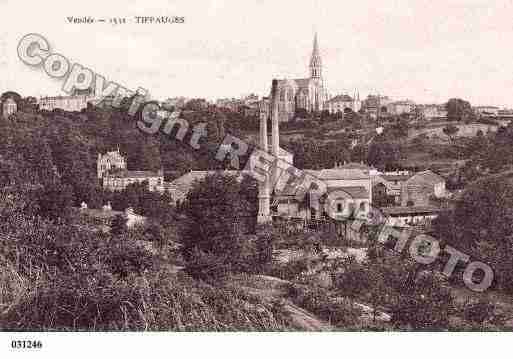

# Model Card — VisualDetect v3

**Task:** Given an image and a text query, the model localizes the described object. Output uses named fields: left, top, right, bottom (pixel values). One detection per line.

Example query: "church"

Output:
left=273, top=33, right=329, bottom=122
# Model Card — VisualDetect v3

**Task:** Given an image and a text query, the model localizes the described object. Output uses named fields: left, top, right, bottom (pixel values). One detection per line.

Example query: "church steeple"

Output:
left=309, top=32, right=322, bottom=79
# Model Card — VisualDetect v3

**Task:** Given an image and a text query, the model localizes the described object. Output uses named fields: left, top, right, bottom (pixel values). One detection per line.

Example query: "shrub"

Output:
left=461, top=298, right=496, bottom=324
left=287, top=284, right=361, bottom=327
left=1, top=270, right=293, bottom=331
left=269, top=258, right=311, bottom=281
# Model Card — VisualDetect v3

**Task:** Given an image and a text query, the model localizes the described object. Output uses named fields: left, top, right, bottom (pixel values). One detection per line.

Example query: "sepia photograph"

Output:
left=0, top=0, right=512, bottom=356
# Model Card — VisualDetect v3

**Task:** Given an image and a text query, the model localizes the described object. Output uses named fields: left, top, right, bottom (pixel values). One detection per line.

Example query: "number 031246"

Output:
left=11, top=340, right=42, bottom=349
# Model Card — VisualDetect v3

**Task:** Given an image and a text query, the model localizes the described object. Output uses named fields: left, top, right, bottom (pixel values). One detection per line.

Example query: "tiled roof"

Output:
left=294, top=78, right=313, bottom=88
left=109, top=170, right=162, bottom=179
left=78, top=208, right=123, bottom=219
left=327, top=186, right=369, bottom=199
left=277, top=78, right=313, bottom=89
left=327, top=95, right=353, bottom=103
left=316, top=168, right=370, bottom=180
left=337, top=162, right=371, bottom=171
left=406, top=170, right=444, bottom=185
left=380, top=174, right=412, bottom=182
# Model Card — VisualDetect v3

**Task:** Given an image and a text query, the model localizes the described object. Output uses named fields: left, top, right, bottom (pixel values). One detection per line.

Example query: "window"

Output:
left=337, top=203, right=343, bottom=212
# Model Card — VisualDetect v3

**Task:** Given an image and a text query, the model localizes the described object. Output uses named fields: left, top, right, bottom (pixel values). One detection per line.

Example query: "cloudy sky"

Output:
left=1, top=0, right=513, bottom=107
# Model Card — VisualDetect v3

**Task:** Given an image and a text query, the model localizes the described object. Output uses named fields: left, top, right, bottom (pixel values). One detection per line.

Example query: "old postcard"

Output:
left=0, top=0, right=512, bottom=357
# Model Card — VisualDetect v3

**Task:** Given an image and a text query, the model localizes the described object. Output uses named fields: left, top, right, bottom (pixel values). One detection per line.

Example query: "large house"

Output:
left=400, top=170, right=446, bottom=207
left=326, top=93, right=362, bottom=114
left=272, top=167, right=372, bottom=220
left=77, top=203, right=146, bottom=233
left=362, top=95, right=393, bottom=118
left=97, top=149, right=165, bottom=192
left=386, top=100, right=415, bottom=116
left=418, top=104, right=447, bottom=121
left=474, top=106, right=500, bottom=117
left=1, top=91, right=21, bottom=119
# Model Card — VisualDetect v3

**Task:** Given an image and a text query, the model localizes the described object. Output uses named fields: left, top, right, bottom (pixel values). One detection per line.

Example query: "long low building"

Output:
left=381, top=205, right=442, bottom=227
left=38, top=94, right=94, bottom=112
left=103, top=170, right=165, bottom=192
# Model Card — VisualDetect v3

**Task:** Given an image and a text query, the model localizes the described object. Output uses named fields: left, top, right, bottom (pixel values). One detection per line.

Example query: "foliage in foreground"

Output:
left=0, top=188, right=290, bottom=331
left=1, top=270, right=291, bottom=331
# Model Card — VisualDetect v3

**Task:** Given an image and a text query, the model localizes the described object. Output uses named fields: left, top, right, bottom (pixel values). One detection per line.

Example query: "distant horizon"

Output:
left=2, top=0, right=513, bottom=108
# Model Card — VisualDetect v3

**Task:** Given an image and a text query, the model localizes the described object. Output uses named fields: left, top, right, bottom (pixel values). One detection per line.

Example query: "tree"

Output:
left=367, top=136, right=401, bottom=169
left=391, top=271, right=453, bottom=330
left=446, top=98, right=474, bottom=122
left=350, top=144, right=367, bottom=163
left=433, top=175, right=513, bottom=292
left=181, top=173, right=255, bottom=278
left=111, top=214, right=127, bottom=236
left=294, top=108, right=308, bottom=120
left=37, top=182, right=75, bottom=222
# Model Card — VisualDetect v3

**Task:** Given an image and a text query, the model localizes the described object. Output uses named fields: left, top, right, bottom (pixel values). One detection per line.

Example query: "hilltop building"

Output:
left=418, top=104, right=448, bottom=121
left=271, top=33, right=329, bottom=122
left=38, top=88, right=96, bottom=112
left=326, top=92, right=362, bottom=114
left=474, top=106, right=500, bottom=117
left=2, top=98, right=17, bottom=118
left=362, top=95, right=393, bottom=118
left=386, top=100, right=416, bottom=116
left=1, top=92, right=21, bottom=119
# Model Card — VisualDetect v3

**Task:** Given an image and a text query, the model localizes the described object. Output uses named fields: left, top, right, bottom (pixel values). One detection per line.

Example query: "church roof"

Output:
left=276, top=78, right=313, bottom=89
left=328, top=95, right=354, bottom=103
left=310, top=32, right=322, bottom=67
left=294, top=78, right=313, bottom=88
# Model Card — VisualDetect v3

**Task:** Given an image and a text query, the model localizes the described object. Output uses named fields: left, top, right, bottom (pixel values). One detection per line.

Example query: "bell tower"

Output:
left=309, top=33, right=322, bottom=79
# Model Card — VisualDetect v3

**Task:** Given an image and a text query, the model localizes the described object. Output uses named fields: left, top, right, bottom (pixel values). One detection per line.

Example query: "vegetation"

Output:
left=2, top=94, right=513, bottom=331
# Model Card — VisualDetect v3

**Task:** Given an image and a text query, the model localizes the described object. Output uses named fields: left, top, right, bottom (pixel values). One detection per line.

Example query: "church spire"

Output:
left=309, top=32, right=322, bottom=79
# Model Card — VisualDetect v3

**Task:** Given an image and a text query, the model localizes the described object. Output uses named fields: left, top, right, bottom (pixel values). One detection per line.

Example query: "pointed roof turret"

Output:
left=309, top=32, right=322, bottom=79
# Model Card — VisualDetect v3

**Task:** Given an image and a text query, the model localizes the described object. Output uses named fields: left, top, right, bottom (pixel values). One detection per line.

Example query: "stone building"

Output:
left=386, top=100, right=415, bottom=116
left=2, top=98, right=17, bottom=118
left=326, top=93, right=362, bottom=114
left=1, top=91, right=21, bottom=119
left=97, top=148, right=127, bottom=179
left=102, top=170, right=164, bottom=192
left=271, top=33, right=329, bottom=122
left=382, top=206, right=442, bottom=228
left=78, top=205, right=146, bottom=232
left=38, top=95, right=93, bottom=112
left=97, top=148, right=164, bottom=192
left=400, top=170, right=446, bottom=207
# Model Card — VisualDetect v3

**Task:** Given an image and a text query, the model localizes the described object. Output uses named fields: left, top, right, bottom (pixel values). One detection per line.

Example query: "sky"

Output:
left=1, top=0, right=513, bottom=107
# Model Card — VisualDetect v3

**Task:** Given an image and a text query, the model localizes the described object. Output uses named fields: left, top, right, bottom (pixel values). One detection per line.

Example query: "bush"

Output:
left=461, top=298, right=496, bottom=324
left=287, top=284, right=361, bottom=327
left=269, top=258, right=311, bottom=281
left=391, top=272, right=454, bottom=330
left=181, top=174, right=258, bottom=278
left=1, top=270, right=292, bottom=331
